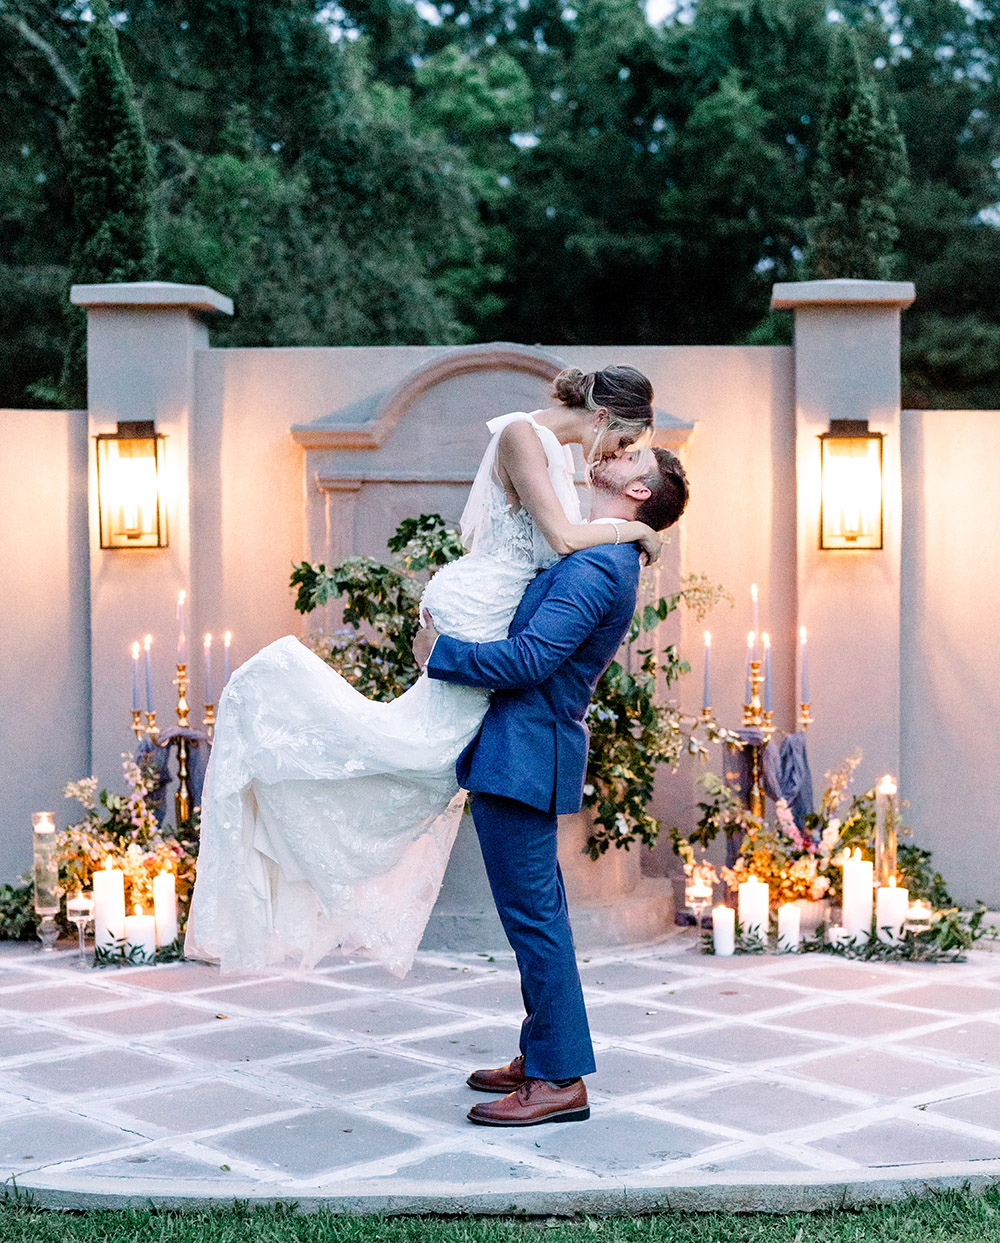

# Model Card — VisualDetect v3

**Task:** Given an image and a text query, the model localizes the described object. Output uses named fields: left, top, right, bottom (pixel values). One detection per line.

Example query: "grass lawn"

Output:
left=2, top=1191, right=1000, bottom=1242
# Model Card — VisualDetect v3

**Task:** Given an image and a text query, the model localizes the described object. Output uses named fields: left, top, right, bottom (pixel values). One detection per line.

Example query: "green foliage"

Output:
left=293, top=514, right=463, bottom=702
left=806, top=28, right=908, bottom=281
left=4, top=0, right=1000, bottom=407
left=583, top=577, right=736, bottom=858
left=59, top=0, right=158, bottom=405
left=0, top=882, right=35, bottom=941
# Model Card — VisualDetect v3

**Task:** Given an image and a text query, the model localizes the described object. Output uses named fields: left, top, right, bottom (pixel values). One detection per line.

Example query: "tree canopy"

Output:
left=2, top=0, right=999, bottom=408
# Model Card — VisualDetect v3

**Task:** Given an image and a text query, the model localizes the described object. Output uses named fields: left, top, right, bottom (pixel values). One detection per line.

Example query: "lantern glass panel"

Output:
left=820, top=434, right=883, bottom=550
left=96, top=428, right=166, bottom=549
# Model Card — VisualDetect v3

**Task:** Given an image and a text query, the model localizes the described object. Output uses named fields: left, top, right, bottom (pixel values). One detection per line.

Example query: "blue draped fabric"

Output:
left=135, top=728, right=210, bottom=829
left=725, top=729, right=815, bottom=864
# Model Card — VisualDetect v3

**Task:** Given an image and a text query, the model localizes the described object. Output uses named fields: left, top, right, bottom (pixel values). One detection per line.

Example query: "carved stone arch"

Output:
left=291, top=343, right=567, bottom=451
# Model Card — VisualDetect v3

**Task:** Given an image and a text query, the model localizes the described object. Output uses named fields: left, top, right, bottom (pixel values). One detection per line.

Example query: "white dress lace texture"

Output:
left=185, top=413, right=583, bottom=976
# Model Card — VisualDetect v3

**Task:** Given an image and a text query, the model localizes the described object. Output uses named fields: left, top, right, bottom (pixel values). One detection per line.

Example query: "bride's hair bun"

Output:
left=553, top=367, right=595, bottom=409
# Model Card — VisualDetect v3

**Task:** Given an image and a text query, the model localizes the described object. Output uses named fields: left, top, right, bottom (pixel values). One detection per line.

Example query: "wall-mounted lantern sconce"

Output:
left=95, top=421, right=168, bottom=549
left=819, top=419, right=883, bottom=550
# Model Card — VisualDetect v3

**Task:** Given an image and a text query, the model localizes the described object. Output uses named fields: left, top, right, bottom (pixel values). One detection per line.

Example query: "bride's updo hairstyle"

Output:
left=553, top=365, right=655, bottom=464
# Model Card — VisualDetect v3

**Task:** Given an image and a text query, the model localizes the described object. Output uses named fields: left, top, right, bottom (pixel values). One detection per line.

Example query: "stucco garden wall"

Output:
left=2, top=280, right=997, bottom=911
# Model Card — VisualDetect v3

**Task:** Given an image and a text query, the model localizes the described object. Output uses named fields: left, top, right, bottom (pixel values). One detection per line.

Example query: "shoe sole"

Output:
left=467, top=1106, right=590, bottom=1127
left=466, top=1076, right=526, bottom=1094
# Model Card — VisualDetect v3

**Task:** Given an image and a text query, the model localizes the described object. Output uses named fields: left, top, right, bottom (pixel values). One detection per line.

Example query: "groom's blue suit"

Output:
left=427, top=542, right=641, bottom=1080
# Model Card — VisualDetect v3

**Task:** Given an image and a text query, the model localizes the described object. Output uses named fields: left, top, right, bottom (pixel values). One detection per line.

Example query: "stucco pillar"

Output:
left=72, top=281, right=233, bottom=791
left=771, top=278, right=914, bottom=798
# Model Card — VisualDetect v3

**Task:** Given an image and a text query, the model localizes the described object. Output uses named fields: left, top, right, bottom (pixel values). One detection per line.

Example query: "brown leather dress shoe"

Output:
left=467, top=1077, right=589, bottom=1126
left=466, top=1054, right=526, bottom=1093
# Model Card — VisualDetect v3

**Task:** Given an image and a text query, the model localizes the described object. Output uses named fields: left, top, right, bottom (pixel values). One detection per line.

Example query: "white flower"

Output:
left=583, top=784, right=594, bottom=796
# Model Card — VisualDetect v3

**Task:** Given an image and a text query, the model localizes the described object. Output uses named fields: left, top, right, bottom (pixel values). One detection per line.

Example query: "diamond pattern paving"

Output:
left=3, top=936, right=1000, bottom=1209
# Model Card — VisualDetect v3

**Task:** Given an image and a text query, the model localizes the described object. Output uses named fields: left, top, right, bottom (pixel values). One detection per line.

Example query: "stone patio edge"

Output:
left=8, top=1161, right=1000, bottom=1215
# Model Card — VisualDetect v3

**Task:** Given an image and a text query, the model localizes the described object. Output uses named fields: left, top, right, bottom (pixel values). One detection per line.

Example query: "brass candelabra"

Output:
left=129, top=669, right=212, bottom=827
left=741, top=658, right=774, bottom=819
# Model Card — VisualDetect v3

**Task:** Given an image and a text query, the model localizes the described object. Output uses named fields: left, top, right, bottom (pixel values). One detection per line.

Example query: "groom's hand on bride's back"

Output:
left=413, top=610, right=440, bottom=669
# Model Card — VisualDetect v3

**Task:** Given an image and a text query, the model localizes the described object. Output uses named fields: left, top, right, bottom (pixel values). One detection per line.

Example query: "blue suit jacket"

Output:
left=426, top=544, right=641, bottom=814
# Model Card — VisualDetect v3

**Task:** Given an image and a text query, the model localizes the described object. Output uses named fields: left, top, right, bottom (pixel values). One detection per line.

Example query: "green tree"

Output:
left=59, top=0, right=157, bottom=406
left=806, top=28, right=908, bottom=281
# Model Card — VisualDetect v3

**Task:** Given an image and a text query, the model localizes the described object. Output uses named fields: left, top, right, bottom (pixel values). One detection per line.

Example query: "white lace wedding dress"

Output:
left=185, top=413, right=583, bottom=976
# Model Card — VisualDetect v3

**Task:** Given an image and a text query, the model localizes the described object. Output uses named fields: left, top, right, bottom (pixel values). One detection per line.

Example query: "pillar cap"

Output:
left=771, top=279, right=915, bottom=310
left=71, top=281, right=234, bottom=315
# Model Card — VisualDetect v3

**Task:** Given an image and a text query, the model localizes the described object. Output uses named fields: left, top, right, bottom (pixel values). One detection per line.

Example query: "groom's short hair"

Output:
left=635, top=448, right=689, bottom=532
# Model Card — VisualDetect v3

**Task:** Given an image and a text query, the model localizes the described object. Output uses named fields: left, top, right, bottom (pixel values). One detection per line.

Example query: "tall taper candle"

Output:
left=745, top=630, right=754, bottom=704
left=143, top=634, right=153, bottom=713
left=131, top=641, right=140, bottom=711
left=799, top=625, right=809, bottom=703
left=762, top=632, right=772, bottom=713
left=177, top=590, right=188, bottom=666
left=203, top=633, right=213, bottom=704
left=223, top=630, right=232, bottom=685
left=702, top=631, right=711, bottom=711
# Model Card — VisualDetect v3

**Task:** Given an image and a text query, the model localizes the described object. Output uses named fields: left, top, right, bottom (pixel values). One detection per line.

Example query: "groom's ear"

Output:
left=625, top=479, right=652, bottom=504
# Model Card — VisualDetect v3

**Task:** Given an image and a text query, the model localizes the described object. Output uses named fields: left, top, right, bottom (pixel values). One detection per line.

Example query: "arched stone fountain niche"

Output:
left=291, top=341, right=694, bottom=952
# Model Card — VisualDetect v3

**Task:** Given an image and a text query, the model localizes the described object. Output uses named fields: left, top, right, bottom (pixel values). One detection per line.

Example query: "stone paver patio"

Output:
left=3, top=934, right=1000, bottom=1213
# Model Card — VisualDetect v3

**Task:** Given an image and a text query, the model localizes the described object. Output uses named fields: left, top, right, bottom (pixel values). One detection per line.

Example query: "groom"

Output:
left=414, top=446, right=689, bottom=1127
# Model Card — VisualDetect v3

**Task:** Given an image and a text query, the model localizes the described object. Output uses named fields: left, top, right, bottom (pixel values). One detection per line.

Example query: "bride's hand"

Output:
left=637, top=525, right=662, bottom=566
left=614, top=521, right=661, bottom=565
left=413, top=609, right=440, bottom=669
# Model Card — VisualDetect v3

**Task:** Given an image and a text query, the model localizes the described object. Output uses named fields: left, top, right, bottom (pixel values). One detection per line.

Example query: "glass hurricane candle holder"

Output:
left=66, top=891, right=95, bottom=968
left=32, top=812, right=60, bottom=951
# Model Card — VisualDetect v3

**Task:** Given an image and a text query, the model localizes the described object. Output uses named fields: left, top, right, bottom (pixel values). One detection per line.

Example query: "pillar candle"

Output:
left=223, top=631, right=232, bottom=685
left=144, top=634, right=154, bottom=713
left=152, top=870, right=178, bottom=947
left=131, top=641, right=140, bottom=711
left=93, top=858, right=126, bottom=954
left=762, top=632, right=772, bottom=713
left=738, top=876, right=769, bottom=939
left=203, top=633, right=213, bottom=705
left=702, top=630, right=711, bottom=711
left=177, top=590, right=188, bottom=666
left=875, top=877, right=909, bottom=944
left=712, top=905, right=735, bottom=956
left=124, top=903, right=157, bottom=964
left=840, top=848, right=874, bottom=943
left=799, top=626, right=809, bottom=703
left=777, top=903, right=801, bottom=951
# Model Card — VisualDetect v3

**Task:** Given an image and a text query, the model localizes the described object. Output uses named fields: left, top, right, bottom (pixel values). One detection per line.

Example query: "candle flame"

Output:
left=224, top=631, right=232, bottom=647
left=750, top=583, right=758, bottom=602
left=131, top=640, right=140, bottom=659
left=889, top=876, right=897, bottom=888
left=177, top=589, right=186, bottom=608
left=799, top=625, right=807, bottom=643
left=853, top=848, right=863, bottom=860
left=762, top=632, right=771, bottom=649
left=204, top=633, right=212, bottom=648
left=144, top=634, right=152, bottom=651
left=704, top=630, right=711, bottom=647
left=878, top=774, right=897, bottom=797
left=133, top=903, right=142, bottom=917
left=746, top=630, right=755, bottom=648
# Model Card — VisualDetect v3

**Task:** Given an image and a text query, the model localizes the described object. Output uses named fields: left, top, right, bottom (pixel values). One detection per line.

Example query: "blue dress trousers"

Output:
left=427, top=544, right=641, bottom=1080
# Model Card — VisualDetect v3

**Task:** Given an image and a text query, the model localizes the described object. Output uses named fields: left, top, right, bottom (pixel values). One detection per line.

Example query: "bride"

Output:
left=185, top=365, right=660, bottom=976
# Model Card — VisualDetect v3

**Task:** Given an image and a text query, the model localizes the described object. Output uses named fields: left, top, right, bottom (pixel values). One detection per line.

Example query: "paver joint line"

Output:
left=2, top=937, right=1000, bottom=1212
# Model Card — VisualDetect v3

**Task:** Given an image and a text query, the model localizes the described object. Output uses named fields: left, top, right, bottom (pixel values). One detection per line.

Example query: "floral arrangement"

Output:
left=292, top=514, right=736, bottom=858
left=675, top=752, right=991, bottom=961
left=0, top=755, right=197, bottom=946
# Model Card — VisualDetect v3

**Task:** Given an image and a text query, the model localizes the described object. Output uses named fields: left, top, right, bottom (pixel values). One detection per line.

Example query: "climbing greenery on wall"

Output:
left=291, top=514, right=734, bottom=858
